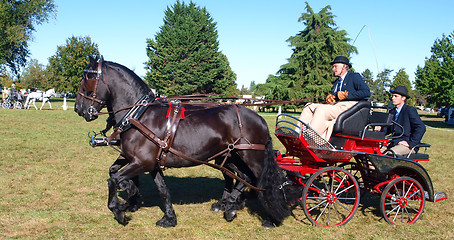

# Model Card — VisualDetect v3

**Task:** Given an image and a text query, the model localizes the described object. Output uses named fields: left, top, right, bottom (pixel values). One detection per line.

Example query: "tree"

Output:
left=47, top=36, right=100, bottom=94
left=0, top=0, right=56, bottom=74
left=272, top=2, right=357, bottom=102
left=145, top=1, right=236, bottom=96
left=20, top=59, right=48, bottom=89
left=373, top=68, right=393, bottom=103
left=361, top=68, right=375, bottom=98
left=415, top=31, right=454, bottom=107
left=392, top=68, right=416, bottom=106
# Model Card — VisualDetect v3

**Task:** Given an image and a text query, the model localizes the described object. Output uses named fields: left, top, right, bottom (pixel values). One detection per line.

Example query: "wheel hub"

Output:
left=326, top=192, right=337, bottom=204
left=398, top=198, right=408, bottom=208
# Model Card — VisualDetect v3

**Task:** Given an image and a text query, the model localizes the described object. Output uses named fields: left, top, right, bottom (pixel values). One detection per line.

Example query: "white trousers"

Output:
left=299, top=101, right=357, bottom=140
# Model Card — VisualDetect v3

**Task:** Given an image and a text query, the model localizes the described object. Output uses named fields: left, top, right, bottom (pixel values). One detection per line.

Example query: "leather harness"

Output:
left=80, top=59, right=266, bottom=191
left=107, top=99, right=266, bottom=191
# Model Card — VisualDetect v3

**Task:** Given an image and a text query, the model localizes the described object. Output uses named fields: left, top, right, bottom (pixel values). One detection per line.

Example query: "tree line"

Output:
left=1, top=1, right=453, bottom=109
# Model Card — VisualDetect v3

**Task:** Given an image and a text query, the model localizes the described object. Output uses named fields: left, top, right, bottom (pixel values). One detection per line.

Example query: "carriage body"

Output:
left=2, top=90, right=24, bottom=109
left=274, top=101, right=447, bottom=226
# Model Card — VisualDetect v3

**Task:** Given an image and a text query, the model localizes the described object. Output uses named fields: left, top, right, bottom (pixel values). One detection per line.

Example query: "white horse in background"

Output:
left=24, top=89, right=56, bottom=110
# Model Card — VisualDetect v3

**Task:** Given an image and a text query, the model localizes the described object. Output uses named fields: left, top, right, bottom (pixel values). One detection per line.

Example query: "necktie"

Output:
left=336, top=78, right=342, bottom=92
left=394, top=111, right=400, bottom=121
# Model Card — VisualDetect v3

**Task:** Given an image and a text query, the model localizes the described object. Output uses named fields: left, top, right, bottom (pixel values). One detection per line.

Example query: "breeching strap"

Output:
left=127, top=105, right=266, bottom=192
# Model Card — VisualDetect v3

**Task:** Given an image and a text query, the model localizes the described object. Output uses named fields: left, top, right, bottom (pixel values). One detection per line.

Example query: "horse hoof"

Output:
left=156, top=216, right=177, bottom=228
left=210, top=202, right=225, bottom=212
left=113, top=210, right=128, bottom=225
left=224, top=210, right=237, bottom=222
left=128, top=204, right=139, bottom=212
left=261, top=219, right=275, bottom=229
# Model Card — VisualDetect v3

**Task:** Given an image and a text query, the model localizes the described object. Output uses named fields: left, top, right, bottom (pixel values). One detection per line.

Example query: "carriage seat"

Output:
left=332, top=100, right=371, bottom=138
left=361, top=111, right=394, bottom=139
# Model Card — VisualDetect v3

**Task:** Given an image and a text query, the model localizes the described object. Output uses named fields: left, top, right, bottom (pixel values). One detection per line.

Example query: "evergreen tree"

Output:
left=415, top=31, right=454, bottom=107
left=145, top=1, right=236, bottom=96
left=374, top=68, right=393, bottom=103
left=47, top=36, right=100, bottom=93
left=361, top=69, right=374, bottom=88
left=275, top=2, right=357, bottom=102
left=392, top=68, right=415, bottom=106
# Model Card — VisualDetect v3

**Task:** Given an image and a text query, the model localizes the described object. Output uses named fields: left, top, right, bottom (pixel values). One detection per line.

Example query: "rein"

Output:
left=90, top=94, right=323, bottom=117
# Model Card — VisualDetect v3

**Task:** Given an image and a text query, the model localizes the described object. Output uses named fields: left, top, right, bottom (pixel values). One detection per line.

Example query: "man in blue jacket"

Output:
left=299, top=56, right=370, bottom=140
left=386, top=86, right=426, bottom=156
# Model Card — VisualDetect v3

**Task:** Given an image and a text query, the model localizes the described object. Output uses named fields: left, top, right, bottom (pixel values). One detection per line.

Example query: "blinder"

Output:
left=78, top=58, right=110, bottom=115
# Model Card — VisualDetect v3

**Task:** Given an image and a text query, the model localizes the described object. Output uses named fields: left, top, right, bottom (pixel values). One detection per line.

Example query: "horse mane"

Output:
left=104, top=61, right=152, bottom=96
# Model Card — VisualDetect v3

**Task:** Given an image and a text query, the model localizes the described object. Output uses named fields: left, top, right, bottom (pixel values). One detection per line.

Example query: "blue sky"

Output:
left=28, top=0, right=453, bottom=90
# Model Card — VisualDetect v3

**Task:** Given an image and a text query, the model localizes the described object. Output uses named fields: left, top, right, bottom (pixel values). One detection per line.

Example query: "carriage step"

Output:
left=434, top=191, right=448, bottom=202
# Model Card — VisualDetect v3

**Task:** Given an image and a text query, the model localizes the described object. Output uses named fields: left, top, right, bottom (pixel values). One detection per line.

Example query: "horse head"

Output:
left=75, top=56, right=110, bottom=121
left=45, top=88, right=56, bottom=97
left=75, top=56, right=152, bottom=122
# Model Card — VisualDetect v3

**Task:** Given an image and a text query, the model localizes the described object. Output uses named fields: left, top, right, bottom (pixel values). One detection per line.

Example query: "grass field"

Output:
left=0, top=101, right=453, bottom=239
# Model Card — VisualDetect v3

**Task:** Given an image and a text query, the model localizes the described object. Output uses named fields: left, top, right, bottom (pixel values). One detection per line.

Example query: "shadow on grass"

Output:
left=122, top=173, right=270, bottom=223
left=420, top=114, right=454, bottom=129
left=134, top=174, right=224, bottom=207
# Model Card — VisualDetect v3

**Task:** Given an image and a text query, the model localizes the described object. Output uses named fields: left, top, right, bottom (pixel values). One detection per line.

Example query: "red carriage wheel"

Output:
left=380, top=177, right=425, bottom=225
left=338, top=162, right=365, bottom=190
left=301, top=166, right=360, bottom=227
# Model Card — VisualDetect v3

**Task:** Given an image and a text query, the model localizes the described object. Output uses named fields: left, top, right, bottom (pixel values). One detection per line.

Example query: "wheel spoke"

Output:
left=403, top=182, right=414, bottom=198
left=334, top=173, right=348, bottom=194
left=385, top=201, right=399, bottom=206
left=406, top=189, right=420, bottom=199
left=335, top=199, right=352, bottom=212
left=336, top=197, right=357, bottom=200
left=330, top=171, right=335, bottom=193
left=315, top=201, right=330, bottom=221
left=406, top=204, right=421, bottom=213
left=335, top=184, right=355, bottom=195
left=307, top=196, right=327, bottom=200
left=404, top=206, right=412, bottom=222
left=392, top=206, right=402, bottom=222
left=308, top=199, right=328, bottom=212
left=327, top=202, right=332, bottom=225
left=386, top=204, right=400, bottom=215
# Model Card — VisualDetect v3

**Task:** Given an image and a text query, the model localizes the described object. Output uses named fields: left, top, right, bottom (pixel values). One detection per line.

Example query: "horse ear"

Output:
left=99, top=55, right=104, bottom=64
left=89, top=56, right=96, bottom=65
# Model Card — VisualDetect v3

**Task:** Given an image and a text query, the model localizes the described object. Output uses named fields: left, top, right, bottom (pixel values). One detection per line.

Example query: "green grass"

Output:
left=0, top=107, right=453, bottom=239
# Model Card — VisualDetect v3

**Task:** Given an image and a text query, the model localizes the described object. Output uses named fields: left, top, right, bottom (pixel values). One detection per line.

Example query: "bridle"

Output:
left=78, top=58, right=111, bottom=116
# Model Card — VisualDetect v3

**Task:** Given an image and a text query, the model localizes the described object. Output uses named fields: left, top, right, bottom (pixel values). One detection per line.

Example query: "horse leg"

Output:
left=107, top=163, right=142, bottom=225
left=109, top=155, right=140, bottom=212
left=24, top=97, right=29, bottom=109
left=223, top=172, right=249, bottom=222
left=32, top=99, right=38, bottom=110
left=39, top=99, right=46, bottom=110
left=210, top=171, right=234, bottom=212
left=150, top=169, right=177, bottom=227
left=48, top=99, right=52, bottom=109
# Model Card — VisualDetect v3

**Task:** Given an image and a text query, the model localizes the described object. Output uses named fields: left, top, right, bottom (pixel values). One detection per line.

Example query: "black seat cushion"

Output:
left=332, top=100, right=371, bottom=137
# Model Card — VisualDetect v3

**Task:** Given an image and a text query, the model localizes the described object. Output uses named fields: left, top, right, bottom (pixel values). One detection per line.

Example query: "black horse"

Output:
left=75, top=57, right=295, bottom=228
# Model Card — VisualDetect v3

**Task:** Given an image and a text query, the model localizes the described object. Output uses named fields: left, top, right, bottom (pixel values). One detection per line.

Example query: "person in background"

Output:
left=299, top=56, right=370, bottom=140
left=385, top=86, right=426, bottom=156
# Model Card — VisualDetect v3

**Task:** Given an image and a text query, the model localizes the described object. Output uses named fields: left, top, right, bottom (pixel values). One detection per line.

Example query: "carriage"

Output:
left=2, top=90, right=23, bottom=109
left=274, top=100, right=448, bottom=226
left=76, top=57, right=448, bottom=228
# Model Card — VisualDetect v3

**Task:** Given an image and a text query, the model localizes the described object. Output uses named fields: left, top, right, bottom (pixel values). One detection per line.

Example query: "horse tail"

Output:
left=257, top=134, right=291, bottom=226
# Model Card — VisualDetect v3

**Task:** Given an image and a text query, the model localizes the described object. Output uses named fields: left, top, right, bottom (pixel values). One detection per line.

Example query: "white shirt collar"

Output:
left=395, top=104, right=404, bottom=113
